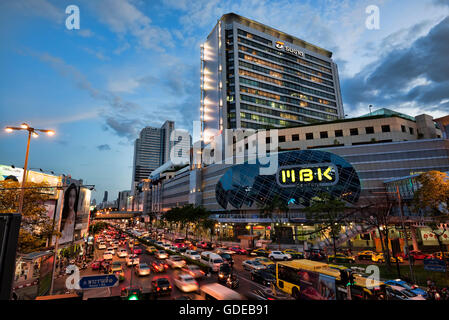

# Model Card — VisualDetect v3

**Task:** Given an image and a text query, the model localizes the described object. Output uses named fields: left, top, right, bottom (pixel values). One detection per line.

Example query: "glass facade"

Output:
left=215, top=150, right=361, bottom=209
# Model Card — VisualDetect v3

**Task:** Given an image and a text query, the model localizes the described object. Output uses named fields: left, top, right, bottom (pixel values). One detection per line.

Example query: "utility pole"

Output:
left=396, top=186, right=415, bottom=283
left=50, top=185, right=65, bottom=295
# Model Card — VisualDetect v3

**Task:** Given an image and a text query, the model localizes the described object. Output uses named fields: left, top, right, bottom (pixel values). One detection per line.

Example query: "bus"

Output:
left=276, top=259, right=386, bottom=300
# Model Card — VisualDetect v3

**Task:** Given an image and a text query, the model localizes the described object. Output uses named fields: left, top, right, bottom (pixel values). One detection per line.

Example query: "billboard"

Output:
left=75, top=187, right=91, bottom=239
left=297, top=269, right=336, bottom=300
left=56, top=182, right=80, bottom=245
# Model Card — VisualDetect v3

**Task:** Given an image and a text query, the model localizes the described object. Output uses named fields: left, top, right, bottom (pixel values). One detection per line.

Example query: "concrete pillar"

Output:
left=411, top=226, right=419, bottom=251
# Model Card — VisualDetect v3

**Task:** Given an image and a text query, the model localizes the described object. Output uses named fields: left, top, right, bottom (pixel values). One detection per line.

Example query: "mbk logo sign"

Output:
left=275, top=41, right=284, bottom=49
left=274, top=41, right=304, bottom=57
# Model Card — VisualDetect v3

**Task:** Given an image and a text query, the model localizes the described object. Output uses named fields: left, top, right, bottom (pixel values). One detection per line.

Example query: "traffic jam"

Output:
left=77, top=223, right=443, bottom=300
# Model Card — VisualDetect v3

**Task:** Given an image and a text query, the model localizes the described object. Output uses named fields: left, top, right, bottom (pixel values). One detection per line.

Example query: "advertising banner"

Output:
left=75, top=187, right=91, bottom=237
left=420, top=229, right=449, bottom=245
left=298, top=269, right=336, bottom=300
left=54, top=181, right=80, bottom=245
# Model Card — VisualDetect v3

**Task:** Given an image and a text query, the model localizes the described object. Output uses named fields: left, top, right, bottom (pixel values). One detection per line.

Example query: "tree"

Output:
left=164, top=204, right=211, bottom=240
left=303, top=193, right=347, bottom=257
left=413, top=171, right=449, bottom=266
left=358, top=198, right=394, bottom=270
left=0, top=180, right=60, bottom=254
left=260, top=194, right=289, bottom=249
left=89, top=221, right=108, bottom=235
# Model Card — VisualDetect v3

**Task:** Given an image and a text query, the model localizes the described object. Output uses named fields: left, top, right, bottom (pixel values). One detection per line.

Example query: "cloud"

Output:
left=87, top=0, right=174, bottom=51
left=78, top=29, right=94, bottom=38
left=0, top=0, right=64, bottom=23
left=97, top=144, right=111, bottom=151
left=342, top=17, right=449, bottom=116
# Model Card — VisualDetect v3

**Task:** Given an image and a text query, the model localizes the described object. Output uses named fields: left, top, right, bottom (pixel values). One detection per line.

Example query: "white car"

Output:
left=103, top=252, right=113, bottom=260
left=268, top=251, right=291, bottom=261
left=106, top=248, right=115, bottom=255
left=126, top=254, right=139, bottom=267
left=161, top=243, right=172, bottom=250
left=173, top=274, right=199, bottom=293
left=168, top=246, right=178, bottom=252
left=166, top=255, right=186, bottom=269
left=155, top=250, right=168, bottom=259
left=242, top=259, right=266, bottom=271
left=182, top=265, right=205, bottom=279
left=117, top=249, right=128, bottom=258
left=134, top=263, right=151, bottom=276
left=98, top=243, right=106, bottom=250
left=183, top=250, right=201, bottom=261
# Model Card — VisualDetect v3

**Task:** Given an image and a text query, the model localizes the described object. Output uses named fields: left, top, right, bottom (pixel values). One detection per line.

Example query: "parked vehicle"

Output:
left=249, top=248, right=270, bottom=257
left=228, top=246, right=248, bottom=255
left=268, top=251, right=292, bottom=261
left=328, top=253, right=356, bottom=263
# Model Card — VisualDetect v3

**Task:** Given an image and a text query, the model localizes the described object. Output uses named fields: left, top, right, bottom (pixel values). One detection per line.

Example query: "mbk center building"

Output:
left=142, top=13, right=449, bottom=250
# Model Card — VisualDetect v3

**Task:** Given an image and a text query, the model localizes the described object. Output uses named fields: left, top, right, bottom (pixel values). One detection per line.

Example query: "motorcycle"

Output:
left=225, top=274, right=239, bottom=289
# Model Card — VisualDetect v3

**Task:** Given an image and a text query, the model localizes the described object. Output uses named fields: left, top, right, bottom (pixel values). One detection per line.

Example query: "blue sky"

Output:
left=1, top=0, right=448, bottom=202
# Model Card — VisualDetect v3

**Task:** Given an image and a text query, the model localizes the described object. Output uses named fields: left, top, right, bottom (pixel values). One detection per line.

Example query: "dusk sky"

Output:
left=1, top=0, right=448, bottom=203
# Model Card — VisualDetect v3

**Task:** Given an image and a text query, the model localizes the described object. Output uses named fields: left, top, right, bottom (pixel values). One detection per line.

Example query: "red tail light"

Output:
left=157, top=287, right=160, bottom=291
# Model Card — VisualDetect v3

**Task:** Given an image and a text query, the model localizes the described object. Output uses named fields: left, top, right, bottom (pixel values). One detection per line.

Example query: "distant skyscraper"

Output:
left=102, top=191, right=108, bottom=203
left=132, top=120, right=182, bottom=191
left=201, top=13, right=345, bottom=143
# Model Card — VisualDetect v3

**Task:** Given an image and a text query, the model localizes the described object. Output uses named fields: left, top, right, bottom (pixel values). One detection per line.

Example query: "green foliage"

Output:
left=0, top=180, right=60, bottom=254
left=89, top=221, right=108, bottom=234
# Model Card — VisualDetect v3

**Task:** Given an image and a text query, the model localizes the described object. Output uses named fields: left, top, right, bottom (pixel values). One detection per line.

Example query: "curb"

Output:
left=13, top=280, right=38, bottom=290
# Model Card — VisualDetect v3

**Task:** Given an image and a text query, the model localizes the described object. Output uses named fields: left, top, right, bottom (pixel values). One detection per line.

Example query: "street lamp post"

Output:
left=4, top=123, right=55, bottom=214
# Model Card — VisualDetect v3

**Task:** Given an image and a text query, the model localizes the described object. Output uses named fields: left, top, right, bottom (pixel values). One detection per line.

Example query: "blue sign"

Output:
left=424, top=258, right=446, bottom=272
left=79, top=274, right=119, bottom=289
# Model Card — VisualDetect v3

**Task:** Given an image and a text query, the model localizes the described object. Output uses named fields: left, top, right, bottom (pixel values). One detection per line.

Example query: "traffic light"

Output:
left=348, top=272, right=355, bottom=286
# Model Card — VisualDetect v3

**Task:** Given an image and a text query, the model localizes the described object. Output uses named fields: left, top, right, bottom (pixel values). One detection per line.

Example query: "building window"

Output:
left=279, top=135, right=286, bottom=143
left=381, top=125, right=391, bottom=133
left=245, top=143, right=248, bottom=150
left=409, top=127, right=414, bottom=135
left=335, top=130, right=343, bottom=137
left=266, top=137, right=271, bottom=144
left=401, top=125, right=406, bottom=132
left=292, top=134, right=299, bottom=141
left=350, top=128, right=359, bottom=136
left=306, top=133, right=314, bottom=140
left=365, top=127, right=374, bottom=134
left=320, top=131, right=328, bottom=139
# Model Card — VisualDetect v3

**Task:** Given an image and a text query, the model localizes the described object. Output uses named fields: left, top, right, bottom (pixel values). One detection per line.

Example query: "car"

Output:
left=402, top=250, right=430, bottom=260
left=228, top=246, right=248, bottom=255
left=132, top=247, right=143, bottom=254
left=328, top=253, right=356, bottom=263
left=168, top=246, right=178, bottom=252
left=183, top=250, right=201, bottom=261
left=97, top=243, right=106, bottom=250
left=134, top=263, right=151, bottom=276
left=249, top=248, right=270, bottom=257
left=103, top=252, right=113, bottom=260
left=161, top=243, right=172, bottom=250
left=283, top=249, right=304, bottom=259
left=166, top=255, right=186, bottom=269
left=305, top=249, right=327, bottom=261
left=264, top=263, right=276, bottom=275
left=385, top=285, right=426, bottom=300
left=126, top=254, right=139, bottom=267
left=432, top=251, right=449, bottom=261
left=117, top=249, right=128, bottom=258
left=372, top=253, right=404, bottom=263
left=111, top=242, right=119, bottom=249
left=145, top=246, right=157, bottom=255
left=151, top=260, right=168, bottom=273
left=268, top=251, right=292, bottom=261
left=250, top=269, right=276, bottom=286
left=134, top=239, right=140, bottom=245
left=182, top=265, right=205, bottom=279
left=217, top=252, right=234, bottom=266
left=91, top=259, right=103, bottom=270
left=173, top=273, right=199, bottom=293
left=384, top=279, right=428, bottom=298
left=155, top=241, right=164, bottom=246
left=110, top=262, right=125, bottom=281
left=155, top=250, right=169, bottom=259
left=242, top=259, right=267, bottom=271
left=151, top=277, right=172, bottom=296
left=357, top=250, right=377, bottom=260
left=215, top=247, right=235, bottom=255
left=196, top=241, right=208, bottom=249
left=253, top=257, right=275, bottom=266
left=217, top=263, right=233, bottom=283
left=106, top=248, right=115, bottom=255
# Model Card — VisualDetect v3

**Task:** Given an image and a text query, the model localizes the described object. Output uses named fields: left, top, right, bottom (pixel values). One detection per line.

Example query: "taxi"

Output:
left=249, top=248, right=270, bottom=257
left=372, top=252, right=404, bottom=263
left=252, top=257, right=275, bottom=266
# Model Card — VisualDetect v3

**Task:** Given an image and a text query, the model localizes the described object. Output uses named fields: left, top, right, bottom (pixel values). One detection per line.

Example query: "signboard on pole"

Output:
left=423, top=258, right=446, bottom=272
left=79, top=274, right=119, bottom=289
